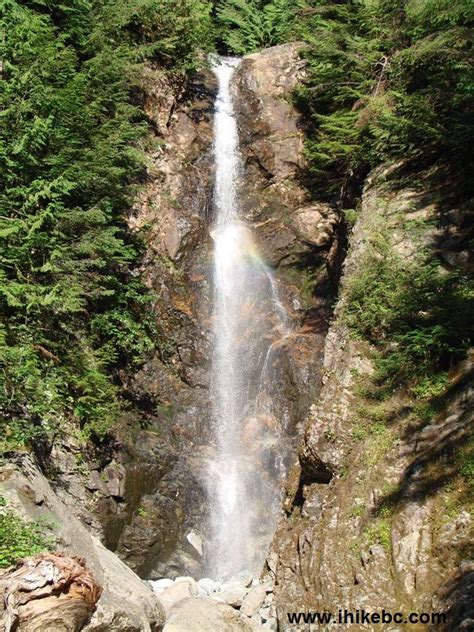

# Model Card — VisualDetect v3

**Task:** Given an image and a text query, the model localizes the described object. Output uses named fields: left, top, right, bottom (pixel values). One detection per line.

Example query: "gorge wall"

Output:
left=120, top=43, right=342, bottom=580
left=123, top=42, right=341, bottom=580
left=2, top=40, right=472, bottom=632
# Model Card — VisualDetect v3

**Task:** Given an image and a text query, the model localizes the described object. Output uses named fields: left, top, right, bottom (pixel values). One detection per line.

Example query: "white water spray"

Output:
left=206, top=58, right=292, bottom=580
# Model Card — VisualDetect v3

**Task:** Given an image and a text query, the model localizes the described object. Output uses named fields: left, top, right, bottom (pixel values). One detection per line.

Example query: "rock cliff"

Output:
left=108, top=43, right=341, bottom=579
left=267, top=164, right=473, bottom=631
left=34, top=43, right=340, bottom=583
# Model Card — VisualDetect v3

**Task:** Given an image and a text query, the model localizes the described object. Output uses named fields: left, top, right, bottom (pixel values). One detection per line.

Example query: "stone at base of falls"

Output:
left=151, top=578, right=174, bottom=591
left=197, top=578, right=219, bottom=595
left=154, top=574, right=278, bottom=630
left=262, top=617, right=278, bottom=631
left=214, top=582, right=249, bottom=608
left=163, top=597, right=253, bottom=632
left=240, top=585, right=267, bottom=617
left=83, top=540, right=165, bottom=632
left=156, top=578, right=197, bottom=613
left=247, top=617, right=267, bottom=632
left=230, top=570, right=254, bottom=588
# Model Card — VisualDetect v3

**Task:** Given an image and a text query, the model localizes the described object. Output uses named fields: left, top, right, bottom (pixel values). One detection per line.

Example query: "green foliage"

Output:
left=214, top=0, right=473, bottom=194
left=0, top=497, right=54, bottom=568
left=457, top=434, right=473, bottom=480
left=349, top=504, right=365, bottom=518
left=343, top=208, right=358, bottom=226
left=215, top=0, right=301, bottom=54
left=0, top=0, right=210, bottom=449
left=96, top=0, right=214, bottom=69
left=352, top=424, right=367, bottom=441
left=353, top=406, right=393, bottom=467
left=295, top=0, right=474, bottom=198
left=363, top=517, right=392, bottom=549
left=341, top=235, right=474, bottom=387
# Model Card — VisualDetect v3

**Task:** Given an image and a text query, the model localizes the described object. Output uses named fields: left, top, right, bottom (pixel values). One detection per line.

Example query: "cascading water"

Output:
left=206, top=57, right=292, bottom=581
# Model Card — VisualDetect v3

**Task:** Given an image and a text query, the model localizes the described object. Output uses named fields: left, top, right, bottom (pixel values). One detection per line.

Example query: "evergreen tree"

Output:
left=215, top=0, right=301, bottom=53
left=294, top=0, right=474, bottom=198
left=0, top=0, right=213, bottom=449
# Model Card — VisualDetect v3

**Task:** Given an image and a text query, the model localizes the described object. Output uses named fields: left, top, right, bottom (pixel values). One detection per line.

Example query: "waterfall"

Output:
left=206, top=57, right=291, bottom=581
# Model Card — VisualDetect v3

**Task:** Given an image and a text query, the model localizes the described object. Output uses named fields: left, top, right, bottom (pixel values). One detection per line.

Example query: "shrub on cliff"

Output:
left=341, top=236, right=474, bottom=387
left=0, top=497, right=54, bottom=568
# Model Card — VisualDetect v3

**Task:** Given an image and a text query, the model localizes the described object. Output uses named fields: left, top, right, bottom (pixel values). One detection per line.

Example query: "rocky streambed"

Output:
left=151, top=572, right=276, bottom=631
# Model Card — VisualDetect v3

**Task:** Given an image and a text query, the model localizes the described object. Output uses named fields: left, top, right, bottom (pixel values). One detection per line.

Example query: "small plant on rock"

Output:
left=0, top=498, right=54, bottom=568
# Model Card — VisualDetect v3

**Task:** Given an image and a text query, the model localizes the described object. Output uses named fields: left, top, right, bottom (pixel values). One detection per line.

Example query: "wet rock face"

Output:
left=118, top=46, right=339, bottom=579
left=112, top=46, right=338, bottom=580
left=234, top=42, right=342, bottom=306
left=102, top=66, right=218, bottom=579
left=28, top=46, right=341, bottom=582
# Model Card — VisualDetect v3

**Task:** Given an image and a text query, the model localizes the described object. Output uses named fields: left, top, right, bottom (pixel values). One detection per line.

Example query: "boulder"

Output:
left=102, top=462, right=126, bottom=499
left=174, top=576, right=196, bottom=584
left=263, top=617, right=278, bottom=631
left=197, top=578, right=219, bottom=596
left=83, top=539, right=165, bottom=632
left=240, top=585, right=267, bottom=617
left=254, top=204, right=339, bottom=267
left=163, top=597, right=253, bottom=632
left=230, top=570, right=254, bottom=588
left=158, top=579, right=197, bottom=613
left=213, top=581, right=249, bottom=608
left=247, top=617, right=267, bottom=632
left=151, top=578, right=174, bottom=592
left=289, top=204, right=339, bottom=248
